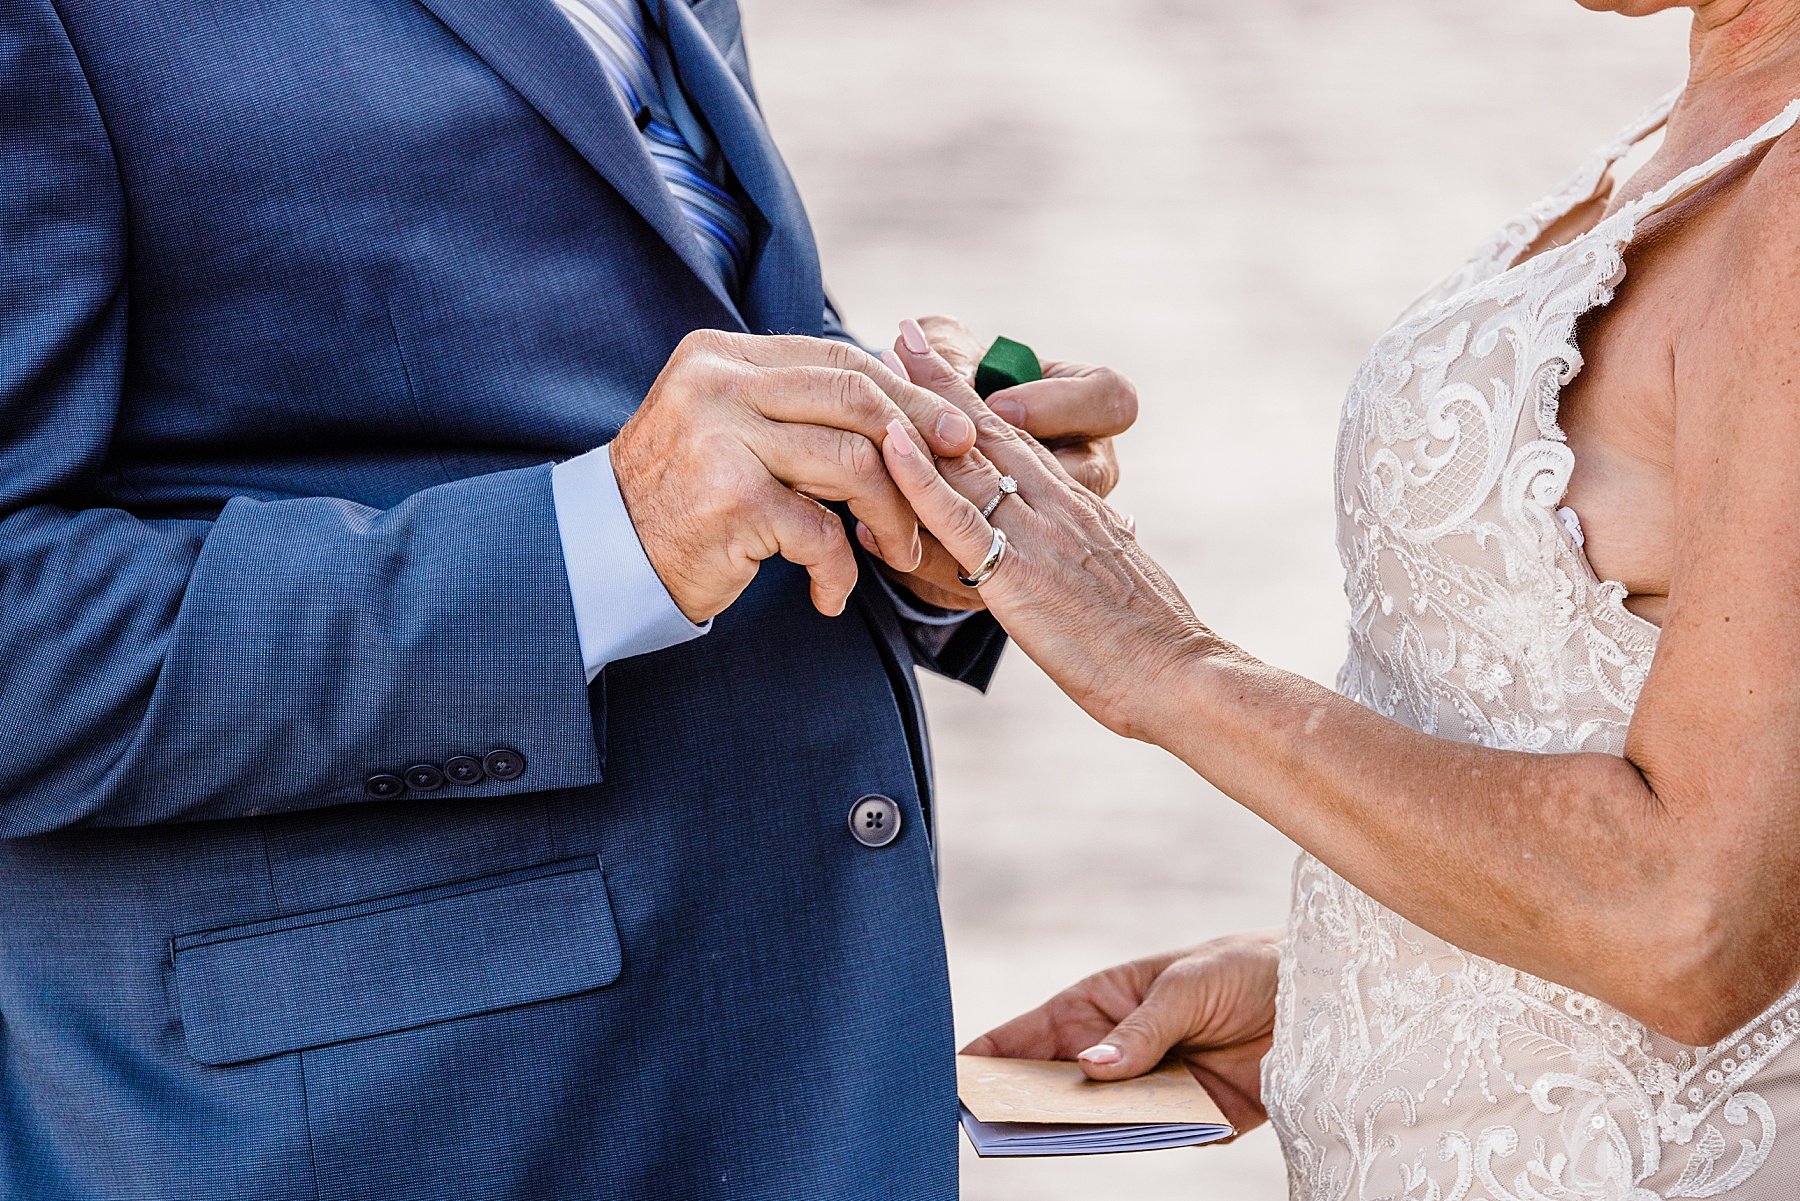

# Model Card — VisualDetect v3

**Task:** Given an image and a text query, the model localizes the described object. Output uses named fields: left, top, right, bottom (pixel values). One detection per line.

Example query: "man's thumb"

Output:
left=1075, top=1000, right=1183, bottom=1082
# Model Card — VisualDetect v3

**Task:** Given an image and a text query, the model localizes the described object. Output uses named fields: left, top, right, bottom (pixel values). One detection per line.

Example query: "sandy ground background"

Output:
left=736, top=2, right=1683, bottom=1195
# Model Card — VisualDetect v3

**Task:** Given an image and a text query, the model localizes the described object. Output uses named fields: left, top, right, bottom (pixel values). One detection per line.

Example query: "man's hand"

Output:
left=961, top=929, right=1283, bottom=1136
left=871, top=316, right=1137, bottom=611
left=609, top=330, right=977, bottom=623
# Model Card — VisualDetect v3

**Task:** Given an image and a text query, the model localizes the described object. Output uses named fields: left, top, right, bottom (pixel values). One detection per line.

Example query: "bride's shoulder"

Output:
left=1698, top=121, right=1800, bottom=335
left=1667, top=118, right=1800, bottom=461
left=1734, top=105, right=1800, bottom=212
left=1706, top=100, right=1800, bottom=237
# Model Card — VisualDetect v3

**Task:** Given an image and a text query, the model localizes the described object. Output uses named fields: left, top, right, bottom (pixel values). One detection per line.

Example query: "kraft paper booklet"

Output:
left=956, top=1054, right=1235, bottom=1158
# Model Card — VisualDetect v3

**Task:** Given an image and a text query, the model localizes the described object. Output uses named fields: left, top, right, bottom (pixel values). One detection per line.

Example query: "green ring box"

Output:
left=974, top=336, right=1043, bottom=399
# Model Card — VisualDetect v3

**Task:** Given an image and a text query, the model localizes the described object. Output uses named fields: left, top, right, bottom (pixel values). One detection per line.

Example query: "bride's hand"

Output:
left=879, top=333, right=1220, bottom=742
left=961, top=929, right=1283, bottom=1135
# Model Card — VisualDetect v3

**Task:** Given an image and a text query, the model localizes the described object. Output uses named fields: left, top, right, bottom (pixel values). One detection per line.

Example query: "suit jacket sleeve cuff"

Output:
left=854, top=548, right=1007, bottom=691
left=920, top=608, right=1008, bottom=691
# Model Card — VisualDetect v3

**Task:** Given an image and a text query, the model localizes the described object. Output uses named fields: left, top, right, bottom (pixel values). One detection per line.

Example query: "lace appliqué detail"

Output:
left=1266, top=93, right=1800, bottom=1200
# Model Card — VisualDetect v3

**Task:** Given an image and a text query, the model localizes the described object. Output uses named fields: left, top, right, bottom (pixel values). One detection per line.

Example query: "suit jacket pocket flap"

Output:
left=174, top=857, right=621, bottom=1066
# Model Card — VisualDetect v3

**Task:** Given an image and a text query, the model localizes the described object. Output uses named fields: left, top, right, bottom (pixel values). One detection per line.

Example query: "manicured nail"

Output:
left=990, top=398, right=1025, bottom=426
left=935, top=410, right=974, bottom=446
left=899, top=318, right=929, bottom=355
left=886, top=419, right=915, bottom=457
left=878, top=347, right=909, bottom=379
left=1078, top=1044, right=1122, bottom=1065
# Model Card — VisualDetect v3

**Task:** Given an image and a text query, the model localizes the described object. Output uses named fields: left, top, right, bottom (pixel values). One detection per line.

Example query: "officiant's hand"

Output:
left=961, top=929, right=1283, bottom=1136
left=862, top=317, right=1136, bottom=612
left=610, top=331, right=978, bottom=623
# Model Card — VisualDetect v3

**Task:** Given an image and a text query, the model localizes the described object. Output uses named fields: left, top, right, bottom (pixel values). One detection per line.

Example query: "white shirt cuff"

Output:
left=873, top=567, right=978, bottom=628
left=551, top=445, right=710, bottom=683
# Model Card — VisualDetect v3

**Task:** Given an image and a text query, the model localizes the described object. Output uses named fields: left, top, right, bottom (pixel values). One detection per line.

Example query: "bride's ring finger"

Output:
left=936, top=448, right=1017, bottom=517
left=980, top=475, right=1019, bottom=520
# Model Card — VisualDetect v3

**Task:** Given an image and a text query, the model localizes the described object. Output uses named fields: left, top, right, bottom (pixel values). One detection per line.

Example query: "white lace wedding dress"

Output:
left=1263, top=91, right=1800, bottom=1200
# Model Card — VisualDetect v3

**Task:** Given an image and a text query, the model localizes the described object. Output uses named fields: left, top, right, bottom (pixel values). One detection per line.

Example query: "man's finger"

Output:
left=986, top=367, right=1139, bottom=441
left=1052, top=439, right=1120, bottom=498
left=864, top=351, right=978, bottom=457
left=747, top=485, right=859, bottom=617
left=705, top=326, right=975, bottom=456
left=750, top=422, right=922, bottom=573
left=703, top=325, right=978, bottom=453
left=756, top=364, right=974, bottom=461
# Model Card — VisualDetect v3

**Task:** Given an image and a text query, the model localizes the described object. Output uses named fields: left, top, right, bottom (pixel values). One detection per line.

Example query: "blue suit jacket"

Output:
left=0, top=0, right=1004, bottom=1196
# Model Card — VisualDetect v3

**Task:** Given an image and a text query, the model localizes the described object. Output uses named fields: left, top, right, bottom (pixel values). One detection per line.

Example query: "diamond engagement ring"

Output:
left=956, top=528, right=1010, bottom=589
left=980, top=475, right=1018, bottom=520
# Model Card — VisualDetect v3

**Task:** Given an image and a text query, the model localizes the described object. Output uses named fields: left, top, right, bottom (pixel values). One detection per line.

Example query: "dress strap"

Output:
left=1526, top=88, right=1681, bottom=227
left=1623, top=97, right=1800, bottom=226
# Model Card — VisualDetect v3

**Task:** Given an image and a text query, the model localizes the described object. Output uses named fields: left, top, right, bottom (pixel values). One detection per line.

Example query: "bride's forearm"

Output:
left=1142, top=640, right=1754, bottom=1044
left=868, top=331, right=1789, bottom=1043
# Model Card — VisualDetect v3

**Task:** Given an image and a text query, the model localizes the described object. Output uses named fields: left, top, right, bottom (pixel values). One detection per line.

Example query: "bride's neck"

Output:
left=1687, top=0, right=1800, bottom=90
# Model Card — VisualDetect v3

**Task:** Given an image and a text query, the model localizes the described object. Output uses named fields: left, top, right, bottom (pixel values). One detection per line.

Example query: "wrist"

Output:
left=550, top=447, right=710, bottom=679
left=1110, top=629, right=1244, bottom=747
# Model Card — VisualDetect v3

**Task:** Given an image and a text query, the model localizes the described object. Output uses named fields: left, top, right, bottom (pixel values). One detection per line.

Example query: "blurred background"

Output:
left=736, top=1, right=1682, bottom=1195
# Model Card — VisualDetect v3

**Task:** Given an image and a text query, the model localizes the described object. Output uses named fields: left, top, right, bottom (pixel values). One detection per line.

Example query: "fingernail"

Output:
left=935, top=410, right=974, bottom=446
left=886, top=419, right=915, bottom=458
left=899, top=318, right=929, bottom=355
left=1078, top=1044, right=1122, bottom=1066
left=990, top=398, right=1025, bottom=426
left=878, top=347, right=910, bottom=380
left=855, top=521, right=877, bottom=553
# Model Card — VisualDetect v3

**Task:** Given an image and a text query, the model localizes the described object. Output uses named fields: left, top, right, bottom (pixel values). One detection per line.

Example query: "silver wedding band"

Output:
left=957, top=528, right=1009, bottom=589
left=980, top=475, right=1018, bottom=521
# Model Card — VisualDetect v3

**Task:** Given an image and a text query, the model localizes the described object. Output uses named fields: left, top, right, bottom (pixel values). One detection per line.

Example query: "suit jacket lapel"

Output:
left=687, top=0, right=751, bottom=91
left=412, top=0, right=742, bottom=320
left=660, top=0, right=823, bottom=336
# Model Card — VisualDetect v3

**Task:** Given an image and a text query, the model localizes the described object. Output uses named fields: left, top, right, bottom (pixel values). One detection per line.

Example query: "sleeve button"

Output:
left=404, top=764, right=445, bottom=792
left=444, top=755, right=485, bottom=785
left=364, top=773, right=405, bottom=801
left=482, top=748, right=526, bottom=781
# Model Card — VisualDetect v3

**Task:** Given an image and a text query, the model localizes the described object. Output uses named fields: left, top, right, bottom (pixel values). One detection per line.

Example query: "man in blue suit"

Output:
left=0, top=0, right=1137, bottom=1196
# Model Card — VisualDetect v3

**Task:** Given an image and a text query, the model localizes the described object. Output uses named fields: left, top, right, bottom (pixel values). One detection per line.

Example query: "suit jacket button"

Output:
left=849, top=794, right=902, bottom=848
left=364, top=773, right=405, bottom=801
left=444, top=755, right=484, bottom=785
left=482, top=748, right=526, bottom=781
left=404, top=763, right=445, bottom=792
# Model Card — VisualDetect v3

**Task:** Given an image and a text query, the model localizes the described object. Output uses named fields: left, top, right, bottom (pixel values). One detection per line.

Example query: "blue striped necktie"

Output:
left=554, top=0, right=753, bottom=293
